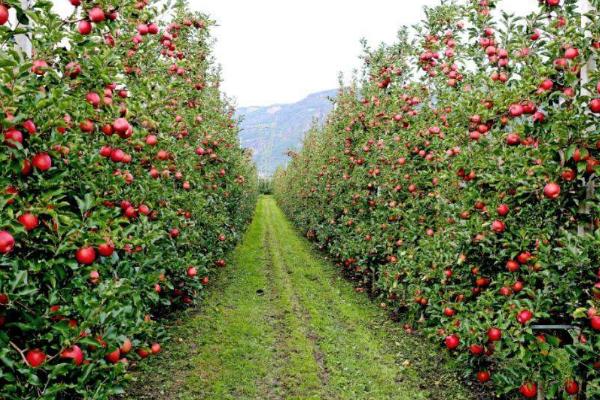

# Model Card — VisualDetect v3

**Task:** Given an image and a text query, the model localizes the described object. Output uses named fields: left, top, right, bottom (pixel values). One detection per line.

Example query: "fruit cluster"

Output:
left=0, top=1, right=256, bottom=398
left=275, top=0, right=599, bottom=398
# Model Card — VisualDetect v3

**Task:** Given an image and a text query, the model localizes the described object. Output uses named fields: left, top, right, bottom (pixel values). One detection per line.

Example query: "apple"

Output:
left=65, top=62, right=81, bottom=78
left=565, top=380, right=578, bottom=395
left=0, top=231, right=14, bottom=254
left=506, top=133, right=520, bottom=145
left=543, top=182, right=561, bottom=199
left=23, top=120, right=37, bottom=134
left=590, top=99, right=600, bottom=114
left=148, top=23, right=159, bottom=34
left=26, top=349, right=46, bottom=368
left=78, top=20, right=92, bottom=35
left=169, top=228, right=179, bottom=238
left=477, top=371, right=490, bottom=383
left=4, top=129, right=23, bottom=146
left=146, top=135, right=158, bottom=146
left=86, top=92, right=101, bottom=107
left=0, top=293, right=8, bottom=305
left=137, top=348, right=150, bottom=359
left=110, top=149, right=125, bottom=163
left=105, top=348, right=120, bottom=364
left=151, top=343, right=161, bottom=354
left=0, top=5, right=8, bottom=26
left=487, top=327, right=502, bottom=341
left=564, top=48, right=579, bottom=59
left=509, top=104, right=523, bottom=117
left=120, top=338, right=132, bottom=354
left=32, top=152, right=52, bottom=171
left=98, top=242, right=114, bottom=257
left=61, top=345, right=84, bottom=366
left=506, top=260, right=519, bottom=272
left=590, top=315, right=600, bottom=330
left=519, top=382, right=537, bottom=398
left=491, top=220, right=505, bottom=233
left=31, top=60, right=48, bottom=75
left=444, top=334, right=460, bottom=349
left=517, top=310, right=533, bottom=325
left=18, top=213, right=39, bottom=231
left=187, top=266, right=197, bottom=277
left=470, top=343, right=484, bottom=355
left=89, top=7, right=105, bottom=23
left=113, top=118, right=130, bottom=133
left=517, top=252, right=532, bottom=264
left=497, top=204, right=509, bottom=216
left=547, top=0, right=560, bottom=5
left=76, top=247, right=96, bottom=265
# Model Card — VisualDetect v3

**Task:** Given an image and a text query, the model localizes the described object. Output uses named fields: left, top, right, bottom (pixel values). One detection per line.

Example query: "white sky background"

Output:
left=51, top=0, right=538, bottom=107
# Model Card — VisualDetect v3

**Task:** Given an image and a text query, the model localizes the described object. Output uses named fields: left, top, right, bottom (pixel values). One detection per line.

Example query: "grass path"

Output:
left=123, top=196, right=471, bottom=400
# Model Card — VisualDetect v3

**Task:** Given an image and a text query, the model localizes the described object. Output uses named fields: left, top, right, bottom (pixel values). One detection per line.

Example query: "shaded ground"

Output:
left=122, top=196, right=472, bottom=400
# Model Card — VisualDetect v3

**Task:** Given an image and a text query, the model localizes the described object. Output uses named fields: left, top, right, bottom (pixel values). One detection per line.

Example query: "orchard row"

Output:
left=0, top=0, right=256, bottom=398
left=275, top=0, right=599, bottom=398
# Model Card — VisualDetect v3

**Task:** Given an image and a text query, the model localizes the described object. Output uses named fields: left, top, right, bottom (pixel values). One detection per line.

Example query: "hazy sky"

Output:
left=52, top=0, right=538, bottom=107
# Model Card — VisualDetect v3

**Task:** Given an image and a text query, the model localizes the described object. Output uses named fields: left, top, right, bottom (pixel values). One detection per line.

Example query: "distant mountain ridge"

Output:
left=236, top=89, right=337, bottom=177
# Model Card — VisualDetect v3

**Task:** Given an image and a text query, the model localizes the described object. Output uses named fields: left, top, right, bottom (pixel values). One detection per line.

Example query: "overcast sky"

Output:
left=52, top=0, right=538, bottom=107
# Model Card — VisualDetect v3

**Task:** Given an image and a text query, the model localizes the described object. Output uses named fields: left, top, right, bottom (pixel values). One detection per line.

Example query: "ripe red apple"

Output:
left=519, top=382, right=537, bottom=398
left=477, top=370, right=490, bottom=383
left=110, top=149, right=125, bottom=163
left=148, top=23, right=159, bottom=34
left=98, top=242, right=114, bottom=257
left=491, top=220, right=505, bottom=233
left=86, top=92, right=101, bottom=107
left=23, top=120, right=37, bottom=134
left=517, top=310, right=533, bottom=325
left=137, top=348, right=150, bottom=359
left=0, top=5, right=8, bottom=25
left=469, top=343, right=484, bottom=355
left=517, top=252, right=532, bottom=264
left=543, top=182, right=561, bottom=199
left=509, top=104, right=523, bottom=117
left=444, top=334, right=460, bottom=350
left=4, top=129, right=23, bottom=146
left=32, top=153, right=52, bottom=171
left=105, top=348, right=120, bottom=364
left=0, top=293, right=8, bottom=305
left=26, top=349, right=46, bottom=368
left=487, top=327, right=502, bottom=341
left=187, top=266, right=197, bottom=277
left=18, top=213, right=39, bottom=231
left=78, top=20, right=92, bottom=35
left=546, top=0, right=560, bottom=5
left=61, top=345, right=84, bottom=366
left=590, top=98, right=600, bottom=114
left=113, top=118, right=130, bottom=133
left=146, top=135, right=158, bottom=146
left=564, top=47, right=579, bottom=59
left=506, top=260, right=519, bottom=272
left=497, top=204, right=509, bottom=216
left=70, top=0, right=81, bottom=6
left=565, top=380, right=579, bottom=395
left=0, top=231, right=15, bottom=254
left=151, top=343, right=161, bottom=354
left=88, top=7, right=105, bottom=22
left=169, top=228, right=180, bottom=238
left=590, top=315, right=600, bottom=330
left=120, top=338, right=132, bottom=354
left=76, top=246, right=96, bottom=265
left=506, top=133, right=520, bottom=145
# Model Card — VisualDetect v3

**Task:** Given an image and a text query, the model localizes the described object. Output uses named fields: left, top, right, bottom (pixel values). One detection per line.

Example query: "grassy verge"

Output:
left=121, top=196, right=472, bottom=400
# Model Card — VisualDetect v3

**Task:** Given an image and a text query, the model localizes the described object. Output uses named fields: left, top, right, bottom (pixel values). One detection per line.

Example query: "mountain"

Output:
left=236, top=89, right=337, bottom=177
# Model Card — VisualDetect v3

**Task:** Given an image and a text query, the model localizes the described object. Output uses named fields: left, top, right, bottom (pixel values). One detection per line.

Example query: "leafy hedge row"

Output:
left=275, top=0, right=599, bottom=398
left=0, top=0, right=256, bottom=398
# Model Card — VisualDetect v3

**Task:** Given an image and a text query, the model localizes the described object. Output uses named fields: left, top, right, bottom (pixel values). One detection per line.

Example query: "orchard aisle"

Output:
left=123, top=196, right=471, bottom=400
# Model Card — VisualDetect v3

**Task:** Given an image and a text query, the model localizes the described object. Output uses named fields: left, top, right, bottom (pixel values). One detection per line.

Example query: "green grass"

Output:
left=122, top=196, right=472, bottom=400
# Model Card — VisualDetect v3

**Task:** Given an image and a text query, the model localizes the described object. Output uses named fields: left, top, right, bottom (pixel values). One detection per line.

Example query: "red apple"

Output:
left=487, top=327, right=502, bottom=341
left=98, top=242, right=114, bottom=257
left=519, top=382, right=537, bottom=398
left=491, top=220, right=505, bottom=233
left=78, top=20, right=92, bottom=35
left=0, top=231, right=15, bottom=254
left=477, top=371, right=490, bottom=383
left=61, top=345, right=84, bottom=366
left=18, top=213, right=39, bottom=231
left=444, top=334, right=460, bottom=350
left=0, top=5, right=8, bottom=26
left=32, top=153, right=52, bottom=171
left=105, top=348, right=120, bottom=364
left=88, top=7, right=105, bottom=23
left=565, top=380, right=579, bottom=395
left=543, top=182, right=561, bottom=199
left=76, top=247, right=96, bottom=265
left=26, top=349, right=46, bottom=368
left=517, top=310, right=533, bottom=325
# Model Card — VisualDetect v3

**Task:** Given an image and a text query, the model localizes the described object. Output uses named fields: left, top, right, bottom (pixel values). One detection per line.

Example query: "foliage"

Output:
left=0, top=0, right=256, bottom=398
left=275, top=0, right=600, bottom=398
